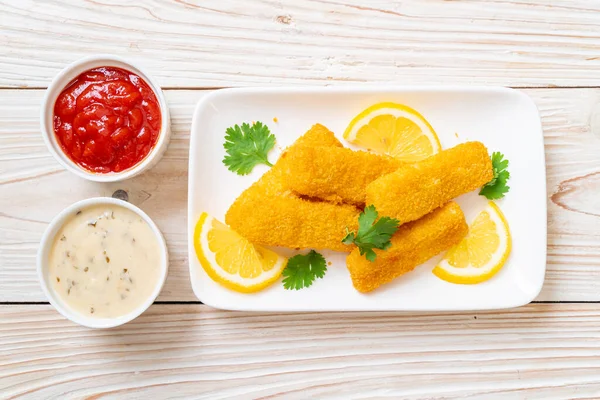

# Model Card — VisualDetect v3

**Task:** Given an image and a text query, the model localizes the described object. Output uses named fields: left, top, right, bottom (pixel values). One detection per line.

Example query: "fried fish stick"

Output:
left=226, top=124, right=359, bottom=251
left=227, top=195, right=358, bottom=251
left=279, top=145, right=402, bottom=206
left=293, top=123, right=343, bottom=149
left=347, top=202, right=467, bottom=293
left=366, top=142, right=493, bottom=223
left=250, top=124, right=343, bottom=197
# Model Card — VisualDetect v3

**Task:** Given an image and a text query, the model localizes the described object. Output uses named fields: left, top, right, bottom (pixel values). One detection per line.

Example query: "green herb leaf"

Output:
left=480, top=152, right=511, bottom=200
left=282, top=250, right=327, bottom=290
left=223, top=121, right=276, bottom=175
left=342, top=205, right=400, bottom=262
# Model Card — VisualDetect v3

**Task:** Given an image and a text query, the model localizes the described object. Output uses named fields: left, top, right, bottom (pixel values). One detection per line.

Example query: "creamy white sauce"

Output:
left=48, top=204, right=161, bottom=318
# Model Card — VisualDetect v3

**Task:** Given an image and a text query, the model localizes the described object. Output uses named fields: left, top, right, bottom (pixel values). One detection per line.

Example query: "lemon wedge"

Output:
left=433, top=202, right=511, bottom=284
left=343, top=102, right=441, bottom=162
left=193, top=212, right=287, bottom=293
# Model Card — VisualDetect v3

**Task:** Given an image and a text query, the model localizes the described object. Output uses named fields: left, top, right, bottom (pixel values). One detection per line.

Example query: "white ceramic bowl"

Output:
left=37, top=197, right=169, bottom=328
left=40, top=54, right=171, bottom=182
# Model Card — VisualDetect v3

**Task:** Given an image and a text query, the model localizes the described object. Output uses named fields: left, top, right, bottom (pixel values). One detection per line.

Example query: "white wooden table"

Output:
left=2, top=1, right=600, bottom=398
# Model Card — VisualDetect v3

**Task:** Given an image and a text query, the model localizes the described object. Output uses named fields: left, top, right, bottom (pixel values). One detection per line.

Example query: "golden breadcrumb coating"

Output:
left=278, top=145, right=402, bottom=206
left=366, top=141, right=493, bottom=223
left=226, top=124, right=359, bottom=252
left=346, top=202, right=467, bottom=293
left=292, top=123, right=343, bottom=149
left=227, top=194, right=359, bottom=251
left=246, top=123, right=344, bottom=197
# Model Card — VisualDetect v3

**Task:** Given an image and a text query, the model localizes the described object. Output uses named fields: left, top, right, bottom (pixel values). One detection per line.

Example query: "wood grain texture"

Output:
left=1, top=303, right=600, bottom=399
left=2, top=0, right=600, bottom=88
left=2, top=88, right=600, bottom=302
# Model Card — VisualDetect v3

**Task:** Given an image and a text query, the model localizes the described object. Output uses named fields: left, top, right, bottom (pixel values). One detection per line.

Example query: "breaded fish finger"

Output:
left=347, top=202, right=467, bottom=293
left=226, top=194, right=359, bottom=251
left=279, top=145, right=402, bottom=206
left=366, top=141, right=493, bottom=223
left=293, top=123, right=343, bottom=149
left=246, top=123, right=343, bottom=197
left=226, top=123, right=359, bottom=251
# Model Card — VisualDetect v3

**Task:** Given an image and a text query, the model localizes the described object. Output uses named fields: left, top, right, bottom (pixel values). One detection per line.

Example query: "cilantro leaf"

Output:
left=282, top=250, right=327, bottom=290
left=223, top=121, right=276, bottom=175
left=480, top=152, right=511, bottom=200
left=342, top=205, right=400, bottom=262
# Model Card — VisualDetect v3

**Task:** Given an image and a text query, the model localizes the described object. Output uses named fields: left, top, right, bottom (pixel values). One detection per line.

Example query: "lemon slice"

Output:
left=433, top=202, right=511, bottom=284
left=343, top=102, right=441, bottom=162
left=193, top=212, right=287, bottom=293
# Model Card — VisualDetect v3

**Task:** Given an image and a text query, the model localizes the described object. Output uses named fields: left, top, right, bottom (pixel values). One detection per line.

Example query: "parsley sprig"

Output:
left=223, top=121, right=276, bottom=175
left=480, top=152, right=510, bottom=200
left=282, top=250, right=327, bottom=290
left=342, top=205, right=400, bottom=262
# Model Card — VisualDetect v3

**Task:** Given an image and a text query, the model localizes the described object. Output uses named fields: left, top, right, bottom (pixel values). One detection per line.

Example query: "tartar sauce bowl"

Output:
left=40, top=54, right=171, bottom=182
left=37, top=197, right=169, bottom=328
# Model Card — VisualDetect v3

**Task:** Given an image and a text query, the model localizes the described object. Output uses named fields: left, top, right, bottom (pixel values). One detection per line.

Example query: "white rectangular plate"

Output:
left=187, top=87, right=546, bottom=311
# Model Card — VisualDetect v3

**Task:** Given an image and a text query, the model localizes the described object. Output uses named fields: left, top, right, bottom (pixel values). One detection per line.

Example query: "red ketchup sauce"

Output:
left=53, top=67, right=161, bottom=173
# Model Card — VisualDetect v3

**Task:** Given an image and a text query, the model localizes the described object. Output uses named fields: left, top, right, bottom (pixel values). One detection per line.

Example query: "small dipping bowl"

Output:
left=37, top=197, right=169, bottom=328
left=40, top=54, right=171, bottom=182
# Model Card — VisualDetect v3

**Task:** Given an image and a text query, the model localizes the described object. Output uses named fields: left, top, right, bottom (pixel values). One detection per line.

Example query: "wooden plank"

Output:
left=2, top=0, right=600, bottom=88
left=1, top=88, right=600, bottom=302
left=1, top=303, right=600, bottom=399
